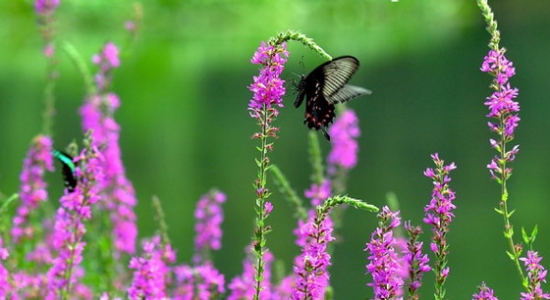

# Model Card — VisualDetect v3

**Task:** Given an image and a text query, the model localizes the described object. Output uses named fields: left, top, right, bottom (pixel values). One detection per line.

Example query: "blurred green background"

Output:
left=2, top=0, right=550, bottom=298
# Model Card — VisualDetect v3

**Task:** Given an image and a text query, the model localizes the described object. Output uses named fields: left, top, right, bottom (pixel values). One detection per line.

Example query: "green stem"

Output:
left=498, top=113, right=525, bottom=281
left=253, top=106, right=270, bottom=300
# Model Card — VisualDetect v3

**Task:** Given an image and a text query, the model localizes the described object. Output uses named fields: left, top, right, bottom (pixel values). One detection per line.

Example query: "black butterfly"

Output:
left=294, top=56, right=371, bottom=140
left=52, top=149, right=78, bottom=193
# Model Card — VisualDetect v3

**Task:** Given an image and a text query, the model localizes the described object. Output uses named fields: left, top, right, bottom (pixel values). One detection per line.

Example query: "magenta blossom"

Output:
left=481, top=49, right=520, bottom=180
left=13, top=135, right=54, bottom=243
left=292, top=210, right=335, bottom=299
left=248, top=41, right=288, bottom=119
left=194, top=190, right=226, bottom=264
left=328, top=109, right=360, bottom=171
left=473, top=282, right=499, bottom=300
left=128, top=236, right=175, bottom=300
left=304, top=179, right=331, bottom=206
left=423, top=153, right=457, bottom=298
left=520, top=251, right=550, bottom=299
left=35, top=0, right=60, bottom=14
left=365, top=206, right=404, bottom=299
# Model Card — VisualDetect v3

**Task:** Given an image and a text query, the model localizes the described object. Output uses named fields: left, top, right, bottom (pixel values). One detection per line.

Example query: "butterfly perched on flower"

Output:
left=52, top=149, right=78, bottom=193
left=294, top=56, right=371, bottom=140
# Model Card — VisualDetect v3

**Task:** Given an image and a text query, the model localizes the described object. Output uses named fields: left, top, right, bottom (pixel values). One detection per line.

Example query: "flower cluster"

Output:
left=520, top=251, right=550, bottom=299
left=403, top=222, right=430, bottom=298
left=92, top=42, right=120, bottom=92
left=0, top=238, right=9, bottom=296
left=127, top=236, right=175, bottom=299
left=328, top=109, right=360, bottom=172
left=293, top=210, right=335, bottom=299
left=174, top=263, right=226, bottom=299
left=365, top=206, right=404, bottom=299
left=248, top=41, right=288, bottom=139
left=80, top=43, right=138, bottom=256
left=481, top=49, right=520, bottom=181
left=473, top=282, right=499, bottom=300
left=249, top=42, right=288, bottom=111
left=423, top=153, right=457, bottom=297
left=46, top=145, right=104, bottom=299
left=193, top=190, right=226, bottom=264
left=12, top=135, right=54, bottom=243
left=35, top=0, right=60, bottom=15
left=304, top=179, right=331, bottom=207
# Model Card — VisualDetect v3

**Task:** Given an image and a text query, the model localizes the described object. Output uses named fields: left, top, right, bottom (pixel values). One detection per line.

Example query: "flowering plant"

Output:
left=0, top=1, right=548, bottom=299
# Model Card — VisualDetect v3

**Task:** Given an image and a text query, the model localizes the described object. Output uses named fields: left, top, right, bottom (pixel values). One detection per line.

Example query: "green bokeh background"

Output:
left=2, top=0, right=550, bottom=298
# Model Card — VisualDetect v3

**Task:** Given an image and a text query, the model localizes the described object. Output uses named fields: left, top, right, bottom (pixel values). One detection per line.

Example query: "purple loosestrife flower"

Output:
left=423, top=153, right=457, bottom=299
left=193, top=190, right=226, bottom=264
left=92, top=42, right=120, bottom=92
left=128, top=236, right=175, bottom=300
left=248, top=40, right=288, bottom=300
left=13, top=135, right=54, bottom=243
left=228, top=249, right=273, bottom=300
left=248, top=41, right=288, bottom=139
left=249, top=42, right=288, bottom=111
left=327, top=109, right=360, bottom=172
left=480, top=49, right=520, bottom=181
left=0, top=238, right=10, bottom=296
left=304, top=179, right=331, bottom=207
left=519, top=251, right=550, bottom=300
left=403, top=222, right=430, bottom=299
left=292, top=210, right=335, bottom=300
left=80, top=43, right=138, bottom=255
left=273, top=276, right=296, bottom=299
left=173, top=263, right=226, bottom=300
left=365, top=206, right=404, bottom=299
left=46, top=145, right=103, bottom=299
left=35, top=0, right=59, bottom=14
left=473, top=282, right=499, bottom=300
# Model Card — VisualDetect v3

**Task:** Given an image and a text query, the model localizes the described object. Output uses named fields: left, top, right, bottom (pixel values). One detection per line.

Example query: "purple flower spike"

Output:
left=292, top=210, right=335, bottom=299
left=520, top=251, right=550, bottom=300
left=304, top=179, right=331, bottom=206
left=481, top=49, right=520, bottom=180
left=47, top=145, right=104, bottom=299
left=365, top=206, right=404, bottom=299
left=248, top=41, right=288, bottom=123
left=128, top=236, right=175, bottom=300
left=403, top=222, right=430, bottom=298
left=423, top=153, right=457, bottom=298
left=35, top=0, right=60, bottom=14
left=194, top=190, right=227, bottom=264
left=0, top=238, right=10, bottom=296
left=80, top=43, right=138, bottom=256
left=13, top=135, right=54, bottom=243
left=328, top=109, right=360, bottom=171
left=473, top=282, right=499, bottom=300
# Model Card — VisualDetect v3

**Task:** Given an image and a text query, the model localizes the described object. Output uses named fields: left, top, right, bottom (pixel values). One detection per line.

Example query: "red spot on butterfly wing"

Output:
left=304, top=95, right=335, bottom=130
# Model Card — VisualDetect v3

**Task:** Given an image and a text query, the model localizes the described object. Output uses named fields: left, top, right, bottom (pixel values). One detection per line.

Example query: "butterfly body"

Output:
left=295, top=56, right=371, bottom=140
left=52, top=149, right=78, bottom=193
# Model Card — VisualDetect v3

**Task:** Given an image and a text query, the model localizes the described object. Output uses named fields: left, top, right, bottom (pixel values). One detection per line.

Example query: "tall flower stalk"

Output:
left=79, top=42, right=138, bottom=290
left=423, top=153, right=457, bottom=300
left=478, top=0, right=524, bottom=281
left=46, top=135, right=103, bottom=299
left=365, top=206, right=403, bottom=299
left=35, top=0, right=61, bottom=135
left=248, top=39, right=288, bottom=299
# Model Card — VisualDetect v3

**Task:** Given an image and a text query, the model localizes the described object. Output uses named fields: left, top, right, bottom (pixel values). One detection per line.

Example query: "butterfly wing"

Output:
left=327, top=84, right=372, bottom=104
left=321, top=56, right=360, bottom=97
left=52, top=149, right=78, bottom=192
